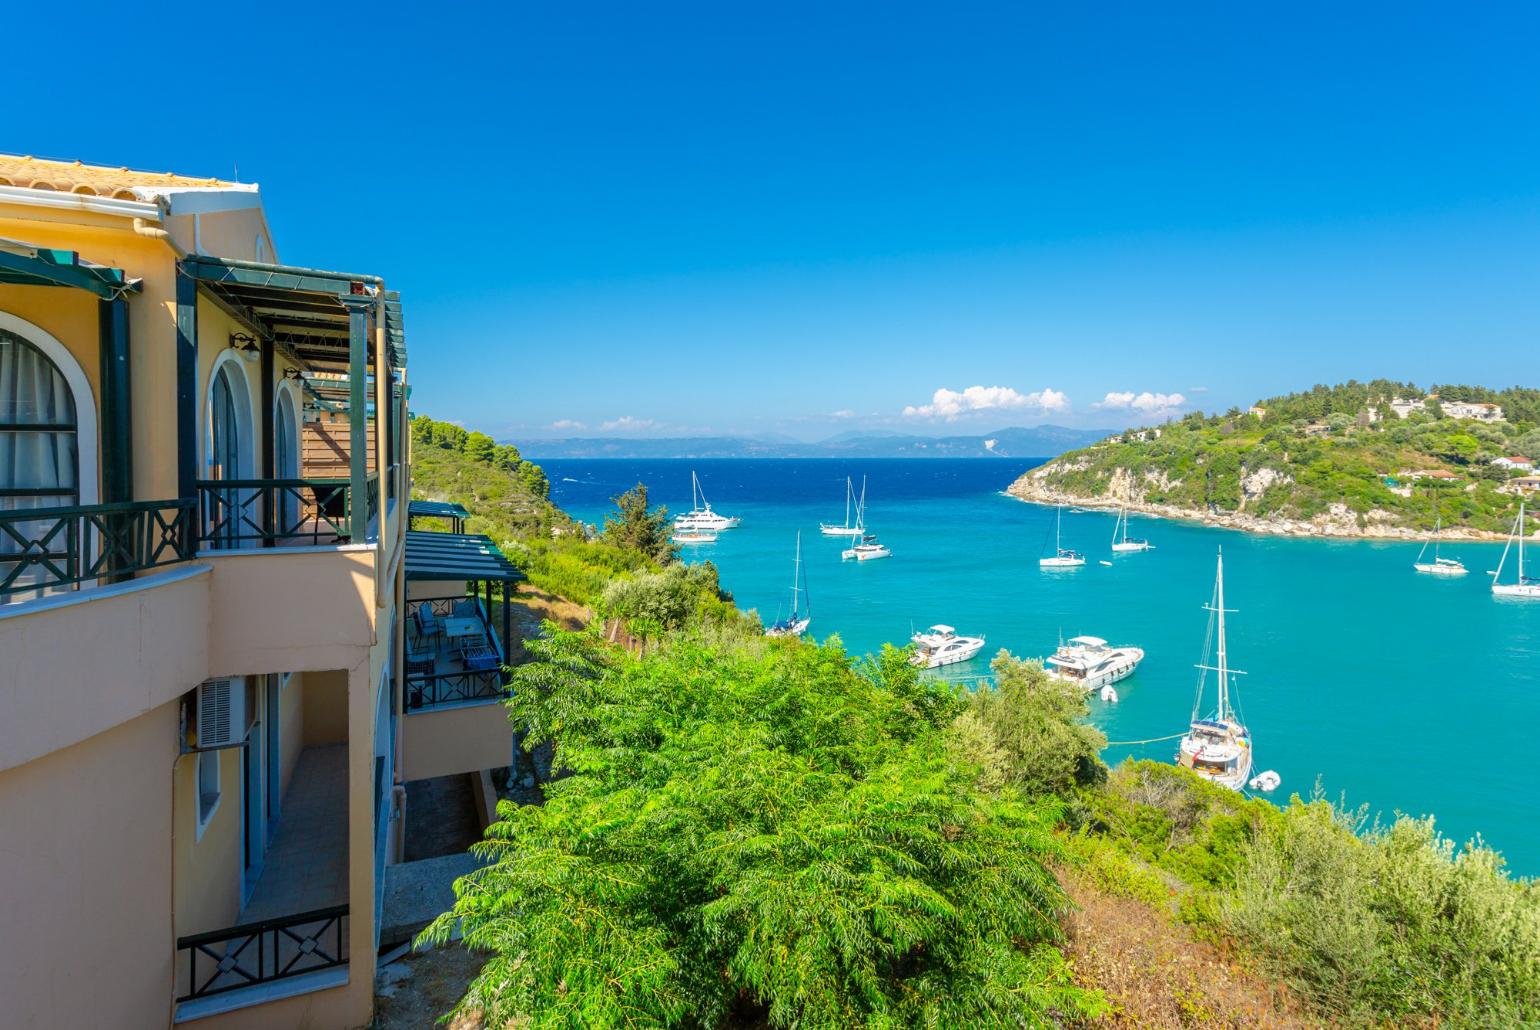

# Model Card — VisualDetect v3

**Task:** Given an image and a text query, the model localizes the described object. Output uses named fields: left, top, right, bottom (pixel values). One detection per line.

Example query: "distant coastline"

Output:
left=1004, top=473, right=1515, bottom=542
left=518, top=424, right=1113, bottom=460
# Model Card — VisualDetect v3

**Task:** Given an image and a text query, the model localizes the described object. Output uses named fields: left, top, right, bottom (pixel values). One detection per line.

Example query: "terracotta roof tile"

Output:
left=0, top=153, right=247, bottom=200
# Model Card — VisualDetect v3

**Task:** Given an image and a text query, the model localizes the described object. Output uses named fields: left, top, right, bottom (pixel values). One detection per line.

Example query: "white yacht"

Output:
left=1044, top=636, right=1145, bottom=691
left=765, top=532, right=812, bottom=637
left=909, top=625, right=986, bottom=668
left=842, top=532, right=892, bottom=561
left=820, top=477, right=866, bottom=537
left=1413, top=517, right=1466, bottom=576
left=673, top=470, right=740, bottom=531
left=1176, top=548, right=1254, bottom=791
left=1039, top=505, right=1086, bottom=568
left=670, top=528, right=717, bottom=545
left=1492, top=502, right=1540, bottom=600
left=1111, top=507, right=1151, bottom=553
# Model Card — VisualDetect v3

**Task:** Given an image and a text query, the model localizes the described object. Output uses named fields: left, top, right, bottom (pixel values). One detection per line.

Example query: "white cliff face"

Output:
left=1240, top=466, right=1291, bottom=502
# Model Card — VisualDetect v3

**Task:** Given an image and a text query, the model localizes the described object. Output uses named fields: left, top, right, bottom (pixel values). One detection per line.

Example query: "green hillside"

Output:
left=1013, top=380, right=1540, bottom=535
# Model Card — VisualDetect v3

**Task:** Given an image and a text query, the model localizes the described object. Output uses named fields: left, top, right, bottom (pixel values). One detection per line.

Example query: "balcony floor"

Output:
left=242, top=744, right=348, bottom=922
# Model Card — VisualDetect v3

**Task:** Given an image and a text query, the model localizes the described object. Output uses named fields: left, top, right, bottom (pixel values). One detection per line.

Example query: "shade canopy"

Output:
left=409, top=500, right=471, bottom=521
left=180, top=254, right=405, bottom=369
left=0, top=237, right=141, bottom=299
left=404, top=530, right=523, bottom=583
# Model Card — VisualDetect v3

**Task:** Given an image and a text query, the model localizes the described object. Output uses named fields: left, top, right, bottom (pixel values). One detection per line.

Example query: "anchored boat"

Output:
left=1176, top=548, right=1254, bottom=791
left=1044, top=635, right=1144, bottom=691
left=1492, top=501, right=1540, bottom=600
left=670, top=528, right=718, bottom=545
left=673, top=470, right=740, bottom=531
left=1039, top=504, right=1085, bottom=568
left=766, top=532, right=812, bottom=637
left=909, top=625, right=986, bottom=668
left=1413, top=517, right=1467, bottom=576
left=1111, top=507, right=1151, bottom=553
left=820, top=476, right=866, bottom=537
left=842, top=532, right=892, bottom=561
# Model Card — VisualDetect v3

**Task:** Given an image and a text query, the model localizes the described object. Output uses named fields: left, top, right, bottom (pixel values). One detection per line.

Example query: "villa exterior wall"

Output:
left=401, top=701, right=513, bottom=782
left=0, top=168, right=409, bottom=1029
left=0, top=566, right=210, bottom=773
left=0, top=705, right=179, bottom=1030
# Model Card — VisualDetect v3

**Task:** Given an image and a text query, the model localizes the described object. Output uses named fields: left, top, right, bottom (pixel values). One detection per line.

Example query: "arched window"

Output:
left=1, top=327, right=81, bottom=593
left=0, top=328, right=79, bottom=509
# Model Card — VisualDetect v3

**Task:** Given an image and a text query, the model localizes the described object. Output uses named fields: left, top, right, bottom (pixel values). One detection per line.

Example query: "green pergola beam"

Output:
left=0, top=242, right=141, bottom=300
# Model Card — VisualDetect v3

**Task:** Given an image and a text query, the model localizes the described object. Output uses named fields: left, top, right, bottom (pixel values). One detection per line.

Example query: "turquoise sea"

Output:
left=541, top=458, right=1540, bottom=875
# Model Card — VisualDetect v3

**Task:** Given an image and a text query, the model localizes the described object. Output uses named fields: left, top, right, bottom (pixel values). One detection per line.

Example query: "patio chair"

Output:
left=452, top=598, right=476, bottom=618
left=405, top=641, right=435, bottom=676
left=416, top=607, right=443, bottom=638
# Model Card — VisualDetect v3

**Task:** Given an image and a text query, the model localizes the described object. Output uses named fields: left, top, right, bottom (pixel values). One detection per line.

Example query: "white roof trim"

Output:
left=152, top=185, right=265, bottom=216
left=0, top=184, right=160, bottom=220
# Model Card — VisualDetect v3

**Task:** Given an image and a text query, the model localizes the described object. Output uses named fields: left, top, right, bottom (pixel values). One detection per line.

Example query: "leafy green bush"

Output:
left=963, top=652, right=1107, bottom=796
left=1227, top=798, right=1540, bottom=1026
left=422, top=631, right=1106, bottom=1027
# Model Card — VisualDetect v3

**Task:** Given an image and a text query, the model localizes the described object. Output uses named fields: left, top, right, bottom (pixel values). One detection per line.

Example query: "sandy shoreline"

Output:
left=1004, top=480, right=1519, bottom=544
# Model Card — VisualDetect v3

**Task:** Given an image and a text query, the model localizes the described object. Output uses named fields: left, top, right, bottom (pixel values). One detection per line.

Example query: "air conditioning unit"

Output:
left=184, top=678, right=250, bottom=751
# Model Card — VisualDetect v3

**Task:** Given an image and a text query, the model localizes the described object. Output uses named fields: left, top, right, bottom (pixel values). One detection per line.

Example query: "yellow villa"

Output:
left=0, top=155, right=521, bottom=1028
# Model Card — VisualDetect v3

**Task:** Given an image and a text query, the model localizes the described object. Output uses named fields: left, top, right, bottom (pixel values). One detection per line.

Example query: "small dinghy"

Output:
left=1100, top=685, right=1119, bottom=703
left=1248, top=770, right=1281, bottom=792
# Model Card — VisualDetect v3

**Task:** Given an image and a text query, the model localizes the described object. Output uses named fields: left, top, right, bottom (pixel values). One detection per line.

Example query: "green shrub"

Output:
left=422, top=630, right=1106, bottom=1027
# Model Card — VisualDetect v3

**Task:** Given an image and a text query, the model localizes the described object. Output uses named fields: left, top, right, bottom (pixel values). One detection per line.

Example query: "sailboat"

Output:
left=820, top=477, right=866, bottom=537
left=1039, top=505, right=1086, bottom=567
left=1413, top=517, right=1466, bottom=576
left=1491, top=502, right=1540, bottom=600
left=1176, top=548, right=1254, bottom=791
left=766, top=532, right=812, bottom=636
left=1110, top=506, right=1151, bottom=553
left=673, top=470, right=740, bottom=531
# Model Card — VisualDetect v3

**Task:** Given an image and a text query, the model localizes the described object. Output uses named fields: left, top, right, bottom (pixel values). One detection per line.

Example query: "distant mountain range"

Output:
left=516, top=425, right=1114, bottom=460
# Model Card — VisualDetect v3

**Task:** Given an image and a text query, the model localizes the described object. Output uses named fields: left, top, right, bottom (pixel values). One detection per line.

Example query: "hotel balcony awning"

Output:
left=404, top=531, right=523, bottom=583
left=408, top=500, right=472, bottom=522
left=179, top=254, right=405, bottom=369
left=0, top=237, right=142, bottom=299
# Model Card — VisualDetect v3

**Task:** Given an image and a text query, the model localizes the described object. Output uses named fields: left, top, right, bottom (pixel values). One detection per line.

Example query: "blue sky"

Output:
left=7, top=3, right=1538, bottom=440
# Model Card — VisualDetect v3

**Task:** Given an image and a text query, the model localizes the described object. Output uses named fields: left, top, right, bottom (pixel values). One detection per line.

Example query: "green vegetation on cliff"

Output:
left=1019, top=380, right=1539, bottom=533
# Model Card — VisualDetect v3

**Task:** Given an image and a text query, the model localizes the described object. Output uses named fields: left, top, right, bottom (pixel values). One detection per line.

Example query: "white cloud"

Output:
left=549, top=419, right=586, bottom=431
left=829, top=409, right=856, bottom=419
left=600, top=415, right=658, bottom=433
left=1096, top=391, right=1188, bottom=418
left=1189, top=386, right=1210, bottom=393
left=902, top=385, right=1069, bottom=421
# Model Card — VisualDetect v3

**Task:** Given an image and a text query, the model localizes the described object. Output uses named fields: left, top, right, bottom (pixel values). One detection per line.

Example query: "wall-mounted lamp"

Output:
left=228, top=333, right=262, bottom=363
left=283, top=368, right=305, bottom=381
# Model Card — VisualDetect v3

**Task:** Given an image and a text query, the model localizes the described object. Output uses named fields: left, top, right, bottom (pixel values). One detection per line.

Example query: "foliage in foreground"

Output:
left=1075, top=761, right=1540, bottom=1027
left=422, top=631, right=1104, bottom=1027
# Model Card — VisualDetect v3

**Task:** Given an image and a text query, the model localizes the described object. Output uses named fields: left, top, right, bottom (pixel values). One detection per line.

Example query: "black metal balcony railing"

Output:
left=405, top=596, right=508, bottom=711
left=0, top=499, right=195, bottom=599
left=176, top=905, right=348, bottom=1002
left=196, top=479, right=355, bottom=548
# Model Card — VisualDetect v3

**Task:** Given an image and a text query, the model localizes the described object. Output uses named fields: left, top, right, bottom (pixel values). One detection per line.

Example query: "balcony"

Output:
left=0, top=498, right=195, bottom=602
left=175, top=744, right=351, bottom=1018
left=195, top=475, right=378, bottom=548
left=404, top=596, right=508, bottom=711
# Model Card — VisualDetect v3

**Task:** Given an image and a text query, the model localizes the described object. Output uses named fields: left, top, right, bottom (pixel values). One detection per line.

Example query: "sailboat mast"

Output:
left=1215, top=549, right=1230, bottom=722
left=1521, top=502, right=1527, bottom=582
left=790, top=532, right=802, bottom=616
left=844, top=478, right=851, bottom=528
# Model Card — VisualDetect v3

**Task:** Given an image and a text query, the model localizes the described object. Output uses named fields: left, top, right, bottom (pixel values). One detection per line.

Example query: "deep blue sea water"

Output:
left=542, top=458, right=1540, bottom=875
